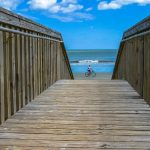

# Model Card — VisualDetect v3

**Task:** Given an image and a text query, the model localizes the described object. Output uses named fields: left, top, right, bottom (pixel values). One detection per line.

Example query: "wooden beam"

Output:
left=0, top=31, right=5, bottom=123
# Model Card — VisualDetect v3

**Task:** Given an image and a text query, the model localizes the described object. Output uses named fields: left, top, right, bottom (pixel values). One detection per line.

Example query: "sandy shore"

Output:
left=73, top=73, right=112, bottom=80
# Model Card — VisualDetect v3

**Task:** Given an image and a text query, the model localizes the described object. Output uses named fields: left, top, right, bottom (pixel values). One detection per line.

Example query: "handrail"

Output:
left=123, top=15, right=150, bottom=39
left=0, top=8, right=74, bottom=124
left=0, top=7, right=61, bottom=39
left=112, top=42, right=125, bottom=79
left=112, top=15, right=150, bottom=104
left=61, top=42, right=74, bottom=79
left=122, top=29, right=150, bottom=42
left=0, top=26, right=63, bottom=43
left=113, top=28, right=150, bottom=80
left=0, top=8, right=73, bottom=80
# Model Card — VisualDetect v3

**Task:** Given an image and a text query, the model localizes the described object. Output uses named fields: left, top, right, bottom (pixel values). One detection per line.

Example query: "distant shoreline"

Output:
left=67, top=49, right=117, bottom=51
left=70, top=60, right=115, bottom=63
left=73, top=73, right=112, bottom=80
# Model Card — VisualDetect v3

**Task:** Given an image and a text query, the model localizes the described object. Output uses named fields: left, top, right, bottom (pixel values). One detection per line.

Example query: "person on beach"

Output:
left=88, top=65, right=92, bottom=74
left=85, top=65, right=96, bottom=77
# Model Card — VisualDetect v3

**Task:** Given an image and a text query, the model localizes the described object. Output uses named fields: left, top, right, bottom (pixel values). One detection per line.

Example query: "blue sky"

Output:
left=0, top=0, right=150, bottom=49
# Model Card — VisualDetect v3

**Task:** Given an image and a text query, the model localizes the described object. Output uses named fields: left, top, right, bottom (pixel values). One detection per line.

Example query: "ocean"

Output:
left=67, top=49, right=118, bottom=74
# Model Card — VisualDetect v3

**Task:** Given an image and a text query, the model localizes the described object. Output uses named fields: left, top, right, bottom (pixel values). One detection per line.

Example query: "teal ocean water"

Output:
left=67, top=49, right=118, bottom=73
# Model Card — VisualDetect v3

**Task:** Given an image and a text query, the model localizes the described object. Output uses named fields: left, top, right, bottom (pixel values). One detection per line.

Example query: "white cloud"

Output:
left=60, top=4, right=83, bottom=13
left=98, top=1, right=121, bottom=9
left=28, top=0, right=83, bottom=13
left=49, top=5, right=61, bottom=13
left=49, top=14, right=75, bottom=22
left=27, top=0, right=89, bottom=22
left=75, top=12, right=94, bottom=20
left=0, top=0, right=22, bottom=10
left=85, top=7, right=93, bottom=11
left=0, top=0, right=94, bottom=22
left=61, top=0, right=77, bottom=4
left=28, top=0, right=57, bottom=9
left=98, top=0, right=150, bottom=10
left=47, top=3, right=83, bottom=13
left=49, top=12, right=94, bottom=22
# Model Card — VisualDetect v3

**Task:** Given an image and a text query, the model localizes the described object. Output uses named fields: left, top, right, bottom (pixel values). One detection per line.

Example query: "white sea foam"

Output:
left=78, top=60, right=99, bottom=64
left=71, top=60, right=115, bottom=66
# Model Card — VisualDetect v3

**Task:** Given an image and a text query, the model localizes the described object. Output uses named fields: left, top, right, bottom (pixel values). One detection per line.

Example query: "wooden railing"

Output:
left=112, top=16, right=150, bottom=104
left=0, top=7, right=73, bottom=124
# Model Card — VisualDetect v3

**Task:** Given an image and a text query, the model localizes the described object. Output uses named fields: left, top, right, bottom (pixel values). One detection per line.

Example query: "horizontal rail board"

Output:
left=0, top=7, right=61, bottom=39
left=123, top=16, right=150, bottom=39
left=122, top=29, right=150, bottom=42
left=0, top=26, right=63, bottom=42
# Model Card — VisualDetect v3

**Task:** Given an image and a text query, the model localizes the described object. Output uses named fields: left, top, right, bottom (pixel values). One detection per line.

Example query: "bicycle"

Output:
left=85, top=70, right=96, bottom=77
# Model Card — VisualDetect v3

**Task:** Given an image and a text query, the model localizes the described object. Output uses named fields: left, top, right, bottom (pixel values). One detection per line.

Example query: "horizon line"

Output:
left=67, top=49, right=118, bottom=51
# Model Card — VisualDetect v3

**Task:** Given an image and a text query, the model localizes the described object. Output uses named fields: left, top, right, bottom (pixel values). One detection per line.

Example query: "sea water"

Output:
left=67, top=49, right=118, bottom=73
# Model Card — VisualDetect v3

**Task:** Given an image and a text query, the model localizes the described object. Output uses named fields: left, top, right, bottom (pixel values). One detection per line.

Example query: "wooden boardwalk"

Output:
left=1, top=80, right=150, bottom=149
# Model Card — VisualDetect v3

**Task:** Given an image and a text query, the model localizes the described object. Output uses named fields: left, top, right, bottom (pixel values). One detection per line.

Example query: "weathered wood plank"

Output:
left=29, top=33, right=33, bottom=101
left=15, top=33, right=21, bottom=111
left=113, top=17, right=150, bottom=105
left=0, top=80, right=150, bottom=149
left=0, top=31, right=5, bottom=123
left=37, top=35, right=40, bottom=94
left=10, top=30, right=16, bottom=115
left=57, top=43, right=61, bottom=80
left=20, top=33, right=26, bottom=107
left=51, top=41, right=54, bottom=84
left=3, top=31, right=11, bottom=120
left=0, top=10, right=73, bottom=125
left=0, top=7, right=61, bottom=39
left=25, top=33, right=30, bottom=104
left=143, top=34, right=150, bottom=104
left=32, top=36, right=36, bottom=98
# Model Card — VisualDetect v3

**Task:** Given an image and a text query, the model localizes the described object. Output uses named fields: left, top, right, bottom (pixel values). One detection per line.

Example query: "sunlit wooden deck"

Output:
left=0, top=80, right=150, bottom=149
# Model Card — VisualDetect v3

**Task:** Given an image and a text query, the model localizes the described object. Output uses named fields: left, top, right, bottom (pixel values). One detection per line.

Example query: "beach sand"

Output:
left=73, top=73, right=112, bottom=80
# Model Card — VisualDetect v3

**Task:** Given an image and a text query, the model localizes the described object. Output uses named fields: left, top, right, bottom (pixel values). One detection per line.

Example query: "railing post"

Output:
left=0, top=31, right=5, bottom=123
left=57, top=43, right=61, bottom=80
left=10, top=31, right=16, bottom=114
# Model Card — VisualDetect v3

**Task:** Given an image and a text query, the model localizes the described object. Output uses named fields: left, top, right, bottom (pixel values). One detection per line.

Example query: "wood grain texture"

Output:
left=10, top=30, right=16, bottom=115
left=123, top=16, right=150, bottom=39
left=0, top=80, right=150, bottom=149
left=0, top=9, right=73, bottom=124
left=0, top=33, right=72, bottom=123
left=143, top=34, right=150, bottom=104
left=0, top=7, right=61, bottom=39
left=113, top=35, right=150, bottom=104
left=3, top=30, right=11, bottom=120
left=0, top=31, right=5, bottom=123
left=113, top=18, right=150, bottom=104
